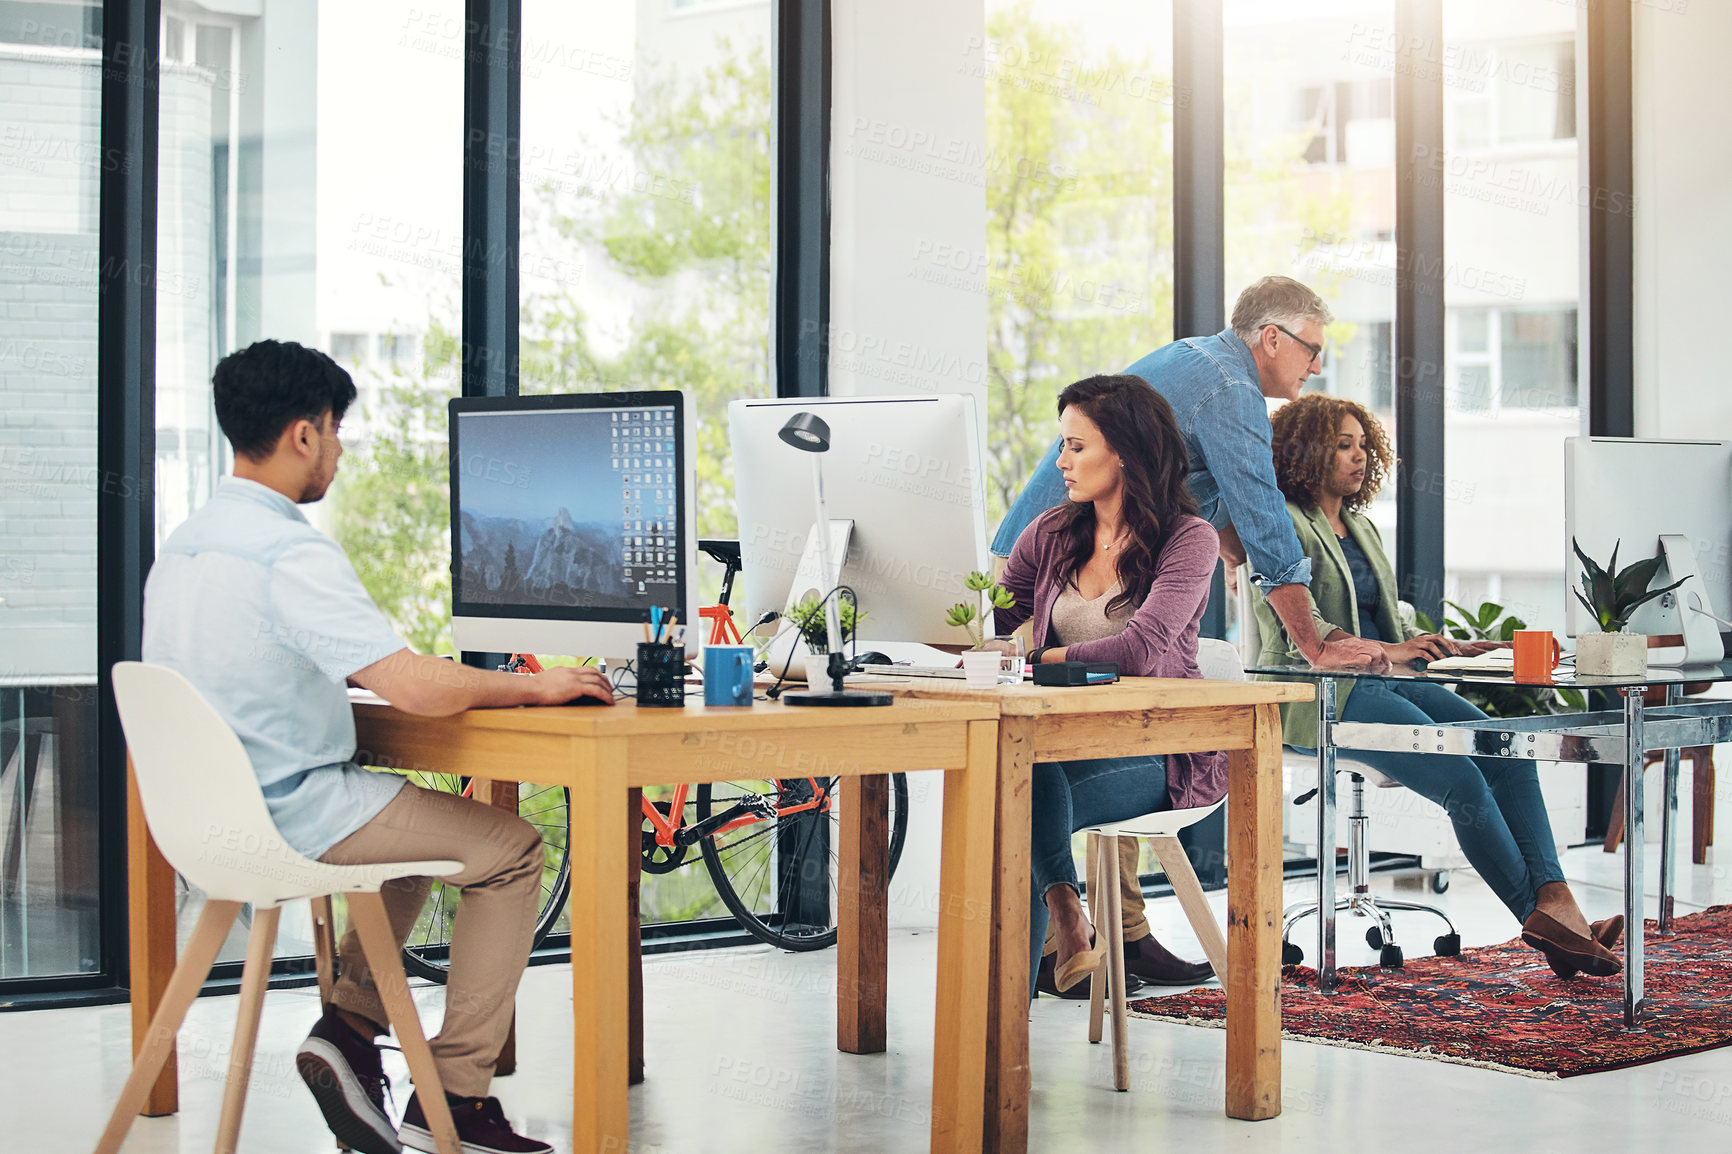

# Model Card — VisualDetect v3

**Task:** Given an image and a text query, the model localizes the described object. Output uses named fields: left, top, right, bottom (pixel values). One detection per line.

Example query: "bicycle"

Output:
left=390, top=649, right=911, bottom=982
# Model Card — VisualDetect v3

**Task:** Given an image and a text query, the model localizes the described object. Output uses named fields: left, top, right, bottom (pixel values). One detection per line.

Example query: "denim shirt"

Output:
left=989, top=328, right=1312, bottom=593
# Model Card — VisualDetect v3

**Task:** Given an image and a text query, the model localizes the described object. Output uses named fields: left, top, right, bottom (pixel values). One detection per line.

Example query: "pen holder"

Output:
left=636, top=643, right=685, bottom=707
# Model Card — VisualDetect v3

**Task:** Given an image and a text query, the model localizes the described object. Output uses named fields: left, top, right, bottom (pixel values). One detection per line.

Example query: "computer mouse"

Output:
left=562, top=694, right=613, bottom=707
left=852, top=651, right=892, bottom=669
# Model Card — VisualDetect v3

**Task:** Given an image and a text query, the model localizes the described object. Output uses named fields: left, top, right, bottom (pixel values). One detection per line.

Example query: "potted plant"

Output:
left=1417, top=601, right=1588, bottom=717
left=787, top=594, right=861, bottom=655
left=946, top=572, right=1017, bottom=686
left=1571, top=539, right=1686, bottom=677
left=944, top=571, right=1016, bottom=648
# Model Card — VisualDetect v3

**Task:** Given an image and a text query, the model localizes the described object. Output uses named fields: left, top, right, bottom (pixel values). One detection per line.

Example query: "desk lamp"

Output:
left=777, top=411, right=890, bottom=707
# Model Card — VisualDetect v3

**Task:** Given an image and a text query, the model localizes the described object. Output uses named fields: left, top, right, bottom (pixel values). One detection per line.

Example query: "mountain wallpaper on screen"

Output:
left=459, top=507, right=635, bottom=608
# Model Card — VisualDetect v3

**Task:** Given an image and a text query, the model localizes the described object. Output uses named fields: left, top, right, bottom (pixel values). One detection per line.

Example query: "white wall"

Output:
left=829, top=0, right=987, bottom=930
left=1632, top=1, right=1732, bottom=439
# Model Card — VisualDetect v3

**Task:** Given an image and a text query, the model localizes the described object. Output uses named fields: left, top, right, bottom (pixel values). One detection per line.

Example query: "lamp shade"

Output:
left=778, top=411, right=831, bottom=453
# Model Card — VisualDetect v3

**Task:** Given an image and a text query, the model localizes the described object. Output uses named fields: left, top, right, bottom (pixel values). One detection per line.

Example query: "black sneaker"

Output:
left=296, top=1007, right=400, bottom=1154
left=400, top=1092, right=553, bottom=1154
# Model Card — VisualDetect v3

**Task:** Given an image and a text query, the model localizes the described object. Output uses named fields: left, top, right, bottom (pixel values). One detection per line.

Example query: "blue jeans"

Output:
left=1301, top=679, right=1565, bottom=923
left=1029, top=755, right=1169, bottom=996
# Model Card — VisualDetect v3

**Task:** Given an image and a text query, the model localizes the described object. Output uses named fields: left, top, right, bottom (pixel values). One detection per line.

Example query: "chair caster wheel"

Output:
left=1432, top=871, right=1450, bottom=894
left=1434, top=933, right=1461, bottom=957
left=1366, top=927, right=1385, bottom=950
left=1282, top=941, right=1304, bottom=966
left=1380, top=944, right=1404, bottom=968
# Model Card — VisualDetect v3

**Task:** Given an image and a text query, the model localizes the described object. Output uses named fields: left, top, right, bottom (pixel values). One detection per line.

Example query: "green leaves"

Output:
left=1572, top=538, right=1688, bottom=633
left=948, top=570, right=1015, bottom=647
left=1440, top=600, right=1525, bottom=643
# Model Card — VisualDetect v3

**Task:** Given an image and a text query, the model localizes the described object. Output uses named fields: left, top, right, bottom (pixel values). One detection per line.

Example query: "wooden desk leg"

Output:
left=930, top=720, right=998, bottom=1154
left=982, top=716, right=1034, bottom=1154
left=569, top=740, right=631, bottom=1153
left=628, top=787, right=644, bottom=1086
left=127, top=756, right=179, bottom=1117
left=838, top=773, right=890, bottom=1054
left=1225, top=704, right=1282, bottom=1121
left=484, top=779, right=520, bottom=1078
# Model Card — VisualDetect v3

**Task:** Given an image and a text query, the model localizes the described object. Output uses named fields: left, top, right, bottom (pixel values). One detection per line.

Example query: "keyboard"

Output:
left=853, top=662, right=967, bottom=679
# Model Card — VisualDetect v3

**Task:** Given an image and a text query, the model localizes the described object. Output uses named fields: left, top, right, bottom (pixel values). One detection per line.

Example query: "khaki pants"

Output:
left=319, top=783, right=543, bottom=1098
left=1042, top=836, right=1150, bottom=956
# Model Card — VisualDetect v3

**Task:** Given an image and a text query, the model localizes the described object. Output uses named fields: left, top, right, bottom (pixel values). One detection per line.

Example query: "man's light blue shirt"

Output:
left=990, top=328, right=1312, bottom=593
left=142, top=477, right=408, bottom=859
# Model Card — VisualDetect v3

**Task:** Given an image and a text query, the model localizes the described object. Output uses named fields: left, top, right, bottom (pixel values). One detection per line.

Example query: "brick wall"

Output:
left=0, top=48, right=102, bottom=680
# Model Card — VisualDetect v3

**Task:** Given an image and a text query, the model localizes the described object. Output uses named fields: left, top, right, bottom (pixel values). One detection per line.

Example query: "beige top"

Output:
left=1048, top=580, right=1134, bottom=646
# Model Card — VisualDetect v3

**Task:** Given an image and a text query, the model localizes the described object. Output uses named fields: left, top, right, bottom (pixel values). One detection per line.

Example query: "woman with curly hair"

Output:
left=1252, top=394, right=1620, bottom=977
left=995, top=374, right=1223, bottom=995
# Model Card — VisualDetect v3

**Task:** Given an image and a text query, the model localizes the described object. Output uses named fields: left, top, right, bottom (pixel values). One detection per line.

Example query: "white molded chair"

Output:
left=1235, top=570, right=1459, bottom=970
left=98, top=663, right=465, bottom=1154
left=1077, top=637, right=1239, bottom=1091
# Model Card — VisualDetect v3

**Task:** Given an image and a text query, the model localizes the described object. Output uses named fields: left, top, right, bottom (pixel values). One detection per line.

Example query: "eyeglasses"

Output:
left=1272, top=324, right=1326, bottom=367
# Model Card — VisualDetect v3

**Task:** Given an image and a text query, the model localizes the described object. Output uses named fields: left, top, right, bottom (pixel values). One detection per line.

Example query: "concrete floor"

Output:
left=8, top=836, right=1732, bottom=1153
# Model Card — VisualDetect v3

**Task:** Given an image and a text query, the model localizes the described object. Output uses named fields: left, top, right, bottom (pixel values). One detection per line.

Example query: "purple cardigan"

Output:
left=996, top=509, right=1228, bottom=810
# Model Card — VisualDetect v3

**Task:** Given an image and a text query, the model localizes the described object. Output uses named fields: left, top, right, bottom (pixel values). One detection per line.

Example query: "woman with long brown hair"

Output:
left=994, top=375, right=1224, bottom=994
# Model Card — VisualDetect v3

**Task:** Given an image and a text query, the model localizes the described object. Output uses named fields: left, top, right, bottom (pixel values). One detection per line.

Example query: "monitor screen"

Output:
left=450, top=393, right=686, bottom=624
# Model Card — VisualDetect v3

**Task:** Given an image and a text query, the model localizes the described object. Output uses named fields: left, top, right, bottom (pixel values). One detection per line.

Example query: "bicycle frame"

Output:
left=641, top=778, right=830, bottom=849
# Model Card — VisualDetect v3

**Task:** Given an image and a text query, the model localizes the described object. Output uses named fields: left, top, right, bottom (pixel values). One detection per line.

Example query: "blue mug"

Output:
left=703, top=645, right=755, bottom=707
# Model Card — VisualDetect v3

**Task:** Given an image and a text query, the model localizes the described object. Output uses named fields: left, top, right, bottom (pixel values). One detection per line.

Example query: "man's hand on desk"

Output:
left=525, top=665, right=615, bottom=707
left=1310, top=636, right=1391, bottom=673
left=351, top=648, right=615, bottom=715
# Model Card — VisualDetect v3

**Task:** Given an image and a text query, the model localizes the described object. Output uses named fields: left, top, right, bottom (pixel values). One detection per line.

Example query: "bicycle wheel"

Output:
left=381, top=770, right=571, bottom=984
left=696, top=773, right=910, bottom=952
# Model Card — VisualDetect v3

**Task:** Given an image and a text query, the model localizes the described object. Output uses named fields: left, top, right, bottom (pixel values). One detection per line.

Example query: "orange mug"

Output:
left=1512, top=629, right=1561, bottom=680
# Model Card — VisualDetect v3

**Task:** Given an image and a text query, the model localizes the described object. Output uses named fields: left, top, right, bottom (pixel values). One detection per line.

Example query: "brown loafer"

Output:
left=1123, top=934, right=1214, bottom=987
left=1591, top=914, right=1625, bottom=951
left=1522, top=910, right=1623, bottom=978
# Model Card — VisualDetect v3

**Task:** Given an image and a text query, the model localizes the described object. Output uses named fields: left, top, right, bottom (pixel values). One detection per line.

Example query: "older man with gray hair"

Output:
left=994, top=275, right=1386, bottom=992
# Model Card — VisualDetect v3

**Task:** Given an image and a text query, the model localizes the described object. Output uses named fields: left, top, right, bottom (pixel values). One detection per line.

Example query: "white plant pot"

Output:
left=960, top=649, right=1000, bottom=690
left=1575, top=631, right=1648, bottom=677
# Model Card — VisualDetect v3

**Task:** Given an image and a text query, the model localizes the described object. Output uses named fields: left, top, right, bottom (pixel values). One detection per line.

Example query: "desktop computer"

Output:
left=449, top=390, right=698, bottom=660
left=729, top=394, right=992, bottom=669
left=1564, top=436, right=1732, bottom=665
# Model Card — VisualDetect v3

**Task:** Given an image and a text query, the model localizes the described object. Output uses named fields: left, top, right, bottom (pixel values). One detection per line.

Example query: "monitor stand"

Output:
left=1648, top=533, right=1727, bottom=667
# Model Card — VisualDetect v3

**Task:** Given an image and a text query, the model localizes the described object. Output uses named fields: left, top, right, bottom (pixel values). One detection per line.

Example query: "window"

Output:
left=154, top=0, right=466, bottom=961
left=1225, top=1, right=1399, bottom=549
left=0, top=0, right=103, bottom=979
left=519, top=0, right=773, bottom=929
left=1441, top=5, right=1581, bottom=639
left=983, top=0, right=1176, bottom=531
left=519, top=0, right=772, bottom=564
left=1448, top=37, right=1575, bottom=152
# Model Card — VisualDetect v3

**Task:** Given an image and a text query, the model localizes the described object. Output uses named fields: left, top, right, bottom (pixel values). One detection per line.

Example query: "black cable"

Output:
left=764, top=584, right=860, bottom=700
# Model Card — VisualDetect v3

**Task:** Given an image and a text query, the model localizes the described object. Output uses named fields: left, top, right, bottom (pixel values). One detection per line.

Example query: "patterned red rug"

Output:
left=1128, top=904, right=1732, bottom=1078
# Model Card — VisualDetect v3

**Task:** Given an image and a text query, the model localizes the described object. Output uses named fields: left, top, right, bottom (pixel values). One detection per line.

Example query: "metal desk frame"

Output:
left=1310, top=677, right=1717, bottom=1028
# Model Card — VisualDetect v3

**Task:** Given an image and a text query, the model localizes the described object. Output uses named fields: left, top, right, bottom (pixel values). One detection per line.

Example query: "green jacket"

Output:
left=1251, top=501, right=1420, bottom=749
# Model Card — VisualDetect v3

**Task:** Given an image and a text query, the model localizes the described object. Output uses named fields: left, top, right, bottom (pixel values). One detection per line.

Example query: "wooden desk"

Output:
left=883, top=676, right=1313, bottom=1151
left=127, top=696, right=1000, bottom=1154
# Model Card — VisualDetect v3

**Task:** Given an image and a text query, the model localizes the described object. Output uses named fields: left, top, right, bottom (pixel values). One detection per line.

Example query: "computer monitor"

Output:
left=1564, top=436, right=1732, bottom=661
left=730, top=393, right=991, bottom=646
left=449, top=391, right=698, bottom=659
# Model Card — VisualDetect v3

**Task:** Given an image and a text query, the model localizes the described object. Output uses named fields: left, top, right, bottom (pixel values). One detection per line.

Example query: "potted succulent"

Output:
left=944, top=571, right=1016, bottom=647
left=946, top=572, right=1017, bottom=686
left=1571, top=539, right=1686, bottom=677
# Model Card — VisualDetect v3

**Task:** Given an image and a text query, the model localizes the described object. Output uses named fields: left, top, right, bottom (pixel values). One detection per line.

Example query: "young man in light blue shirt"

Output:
left=144, top=340, right=610, bottom=1154
left=999, top=277, right=1387, bottom=994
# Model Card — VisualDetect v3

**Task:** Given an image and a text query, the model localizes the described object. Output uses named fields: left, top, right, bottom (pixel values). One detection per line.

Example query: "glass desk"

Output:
left=1245, top=657, right=1732, bottom=1028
